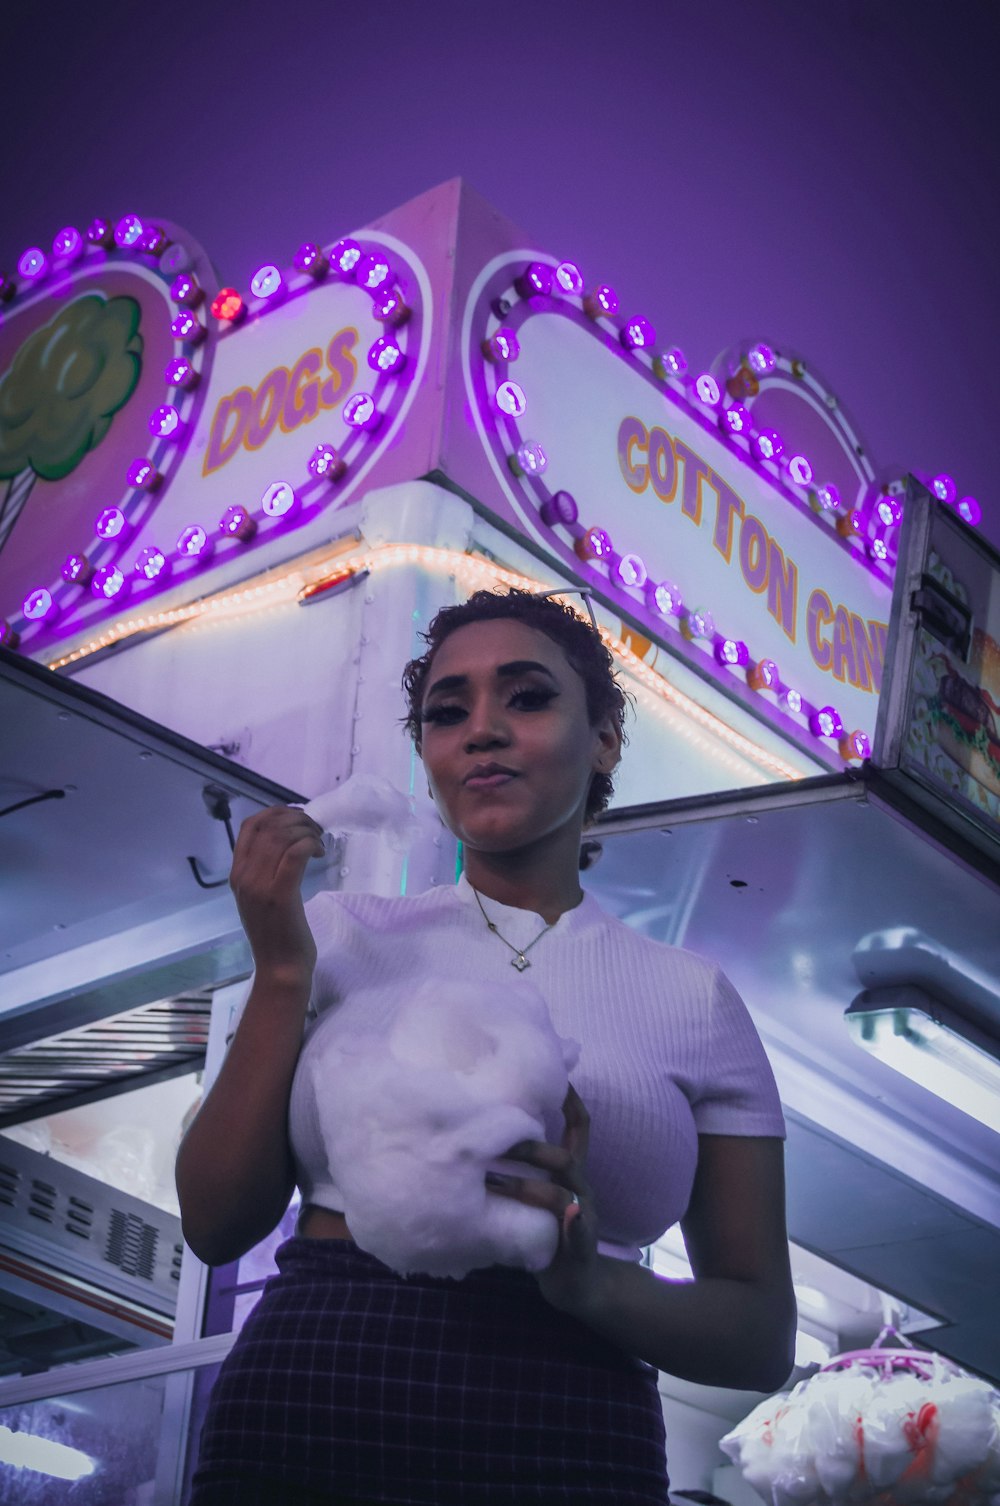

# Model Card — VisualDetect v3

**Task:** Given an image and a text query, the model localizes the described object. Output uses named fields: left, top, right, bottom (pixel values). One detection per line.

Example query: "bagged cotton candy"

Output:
left=721, top=1359, right=1000, bottom=1505
left=307, top=975, right=580, bottom=1278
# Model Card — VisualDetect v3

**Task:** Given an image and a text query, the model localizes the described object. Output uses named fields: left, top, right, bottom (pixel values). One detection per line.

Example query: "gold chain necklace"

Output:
left=471, top=885, right=556, bottom=971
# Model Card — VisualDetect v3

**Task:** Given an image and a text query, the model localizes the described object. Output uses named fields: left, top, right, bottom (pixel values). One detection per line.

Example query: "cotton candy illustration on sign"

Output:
left=306, top=975, right=580, bottom=1278
left=0, top=295, right=143, bottom=554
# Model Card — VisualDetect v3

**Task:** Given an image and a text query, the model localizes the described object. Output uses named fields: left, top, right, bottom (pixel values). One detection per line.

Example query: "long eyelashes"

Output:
left=421, top=686, right=558, bottom=724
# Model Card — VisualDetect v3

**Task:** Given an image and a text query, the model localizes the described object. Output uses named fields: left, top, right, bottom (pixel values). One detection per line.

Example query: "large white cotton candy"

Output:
left=309, top=975, right=580, bottom=1278
left=721, top=1362, right=1000, bottom=1505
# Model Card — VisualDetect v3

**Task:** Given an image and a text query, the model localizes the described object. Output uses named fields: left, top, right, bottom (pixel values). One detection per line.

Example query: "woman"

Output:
left=179, top=588, right=795, bottom=1504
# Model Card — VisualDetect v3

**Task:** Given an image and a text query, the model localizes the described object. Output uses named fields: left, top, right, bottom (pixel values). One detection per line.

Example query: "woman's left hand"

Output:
left=488, top=1084, right=600, bottom=1314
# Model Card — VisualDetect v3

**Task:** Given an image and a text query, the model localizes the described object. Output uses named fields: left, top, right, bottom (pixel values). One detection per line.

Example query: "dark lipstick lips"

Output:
left=464, top=763, right=518, bottom=783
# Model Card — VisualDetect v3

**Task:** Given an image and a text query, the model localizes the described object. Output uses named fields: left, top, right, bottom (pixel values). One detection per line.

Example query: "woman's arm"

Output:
left=175, top=806, right=325, bottom=1266
left=494, top=1097, right=796, bottom=1391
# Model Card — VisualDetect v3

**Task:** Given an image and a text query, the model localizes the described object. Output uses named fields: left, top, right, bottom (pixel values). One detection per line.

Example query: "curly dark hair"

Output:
left=401, top=589, right=629, bottom=822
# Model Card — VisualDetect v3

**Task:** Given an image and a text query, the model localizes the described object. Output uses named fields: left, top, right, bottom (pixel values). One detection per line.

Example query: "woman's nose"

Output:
left=463, top=698, right=510, bottom=751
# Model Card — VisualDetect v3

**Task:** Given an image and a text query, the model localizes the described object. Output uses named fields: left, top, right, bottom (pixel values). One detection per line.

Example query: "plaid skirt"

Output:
left=188, top=1237, right=669, bottom=1505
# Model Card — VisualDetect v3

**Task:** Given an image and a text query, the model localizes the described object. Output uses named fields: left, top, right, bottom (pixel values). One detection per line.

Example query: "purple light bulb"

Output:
left=575, top=526, right=613, bottom=561
left=647, top=580, right=682, bottom=617
left=343, top=393, right=381, bottom=432
left=149, top=405, right=181, bottom=439
left=367, top=336, right=405, bottom=374
left=747, top=343, right=776, bottom=376
left=787, top=455, right=813, bottom=486
left=510, top=441, right=547, bottom=477
left=482, top=328, right=520, bottom=364
left=931, top=473, right=956, bottom=504
left=308, top=443, right=346, bottom=480
left=138, top=225, right=167, bottom=255
left=540, top=490, right=578, bottom=527
left=682, top=608, right=714, bottom=640
left=85, top=217, right=114, bottom=247
left=809, top=706, right=843, bottom=739
left=261, top=481, right=296, bottom=517
left=621, top=317, right=656, bottom=351
left=135, top=547, right=167, bottom=580
left=330, top=239, right=363, bottom=278
left=495, top=380, right=527, bottom=417
left=95, top=506, right=126, bottom=539
left=113, top=215, right=144, bottom=249
left=52, top=226, right=84, bottom=261
left=583, top=284, right=618, bottom=319
left=614, top=553, right=647, bottom=589
left=177, top=524, right=210, bottom=558
left=371, top=289, right=409, bottom=326
left=17, top=247, right=48, bottom=281
left=752, top=428, right=784, bottom=462
left=654, top=348, right=687, bottom=379
left=714, top=637, right=749, bottom=667
left=957, top=496, right=981, bottom=526
left=816, top=483, right=841, bottom=512
left=127, top=458, right=160, bottom=490
left=219, top=505, right=257, bottom=541
left=354, top=252, right=392, bottom=291
left=170, top=272, right=201, bottom=307
left=782, top=688, right=803, bottom=715
left=92, top=565, right=125, bottom=599
left=62, top=552, right=93, bottom=586
left=693, top=374, right=721, bottom=407
left=518, top=262, right=554, bottom=298
left=164, top=356, right=197, bottom=390
left=170, top=311, right=205, bottom=343
left=876, top=495, right=902, bottom=527
left=23, top=587, right=54, bottom=621
left=295, top=242, right=328, bottom=278
left=720, top=403, right=751, bottom=435
left=555, top=262, right=584, bottom=295
left=251, top=264, right=283, bottom=300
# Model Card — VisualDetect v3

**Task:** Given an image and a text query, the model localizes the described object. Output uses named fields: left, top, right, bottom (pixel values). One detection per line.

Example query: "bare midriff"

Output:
left=298, top=1205, right=353, bottom=1240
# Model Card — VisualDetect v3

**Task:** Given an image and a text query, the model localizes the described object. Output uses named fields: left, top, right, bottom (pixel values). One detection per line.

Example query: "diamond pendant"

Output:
left=512, top=954, right=530, bottom=971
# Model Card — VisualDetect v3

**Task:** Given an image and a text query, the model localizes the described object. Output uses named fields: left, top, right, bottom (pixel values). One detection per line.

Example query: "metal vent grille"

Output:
left=105, top=1209, right=159, bottom=1281
left=0, top=991, right=211, bottom=1126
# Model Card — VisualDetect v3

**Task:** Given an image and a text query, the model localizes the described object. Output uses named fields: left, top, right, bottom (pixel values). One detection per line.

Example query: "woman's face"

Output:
left=418, top=617, right=620, bottom=857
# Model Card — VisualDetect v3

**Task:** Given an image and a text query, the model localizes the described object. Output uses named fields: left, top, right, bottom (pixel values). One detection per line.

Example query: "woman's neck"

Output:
left=462, top=847, right=584, bottom=925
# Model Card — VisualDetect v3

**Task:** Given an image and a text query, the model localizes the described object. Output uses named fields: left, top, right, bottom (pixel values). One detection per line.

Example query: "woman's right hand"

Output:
left=229, top=805, right=326, bottom=984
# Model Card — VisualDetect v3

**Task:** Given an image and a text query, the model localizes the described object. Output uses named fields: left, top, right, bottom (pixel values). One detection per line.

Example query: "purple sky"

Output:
left=3, top=0, right=997, bottom=549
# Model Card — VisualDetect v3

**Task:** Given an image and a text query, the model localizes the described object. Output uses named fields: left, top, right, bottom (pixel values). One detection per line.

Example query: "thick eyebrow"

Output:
left=424, top=659, right=559, bottom=700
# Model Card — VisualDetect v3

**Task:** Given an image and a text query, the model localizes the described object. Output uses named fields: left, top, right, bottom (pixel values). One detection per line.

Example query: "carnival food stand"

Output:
left=0, top=182, right=997, bottom=1503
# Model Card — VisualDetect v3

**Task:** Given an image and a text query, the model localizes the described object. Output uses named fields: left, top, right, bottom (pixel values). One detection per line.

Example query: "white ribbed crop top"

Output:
left=287, top=876, right=785, bottom=1262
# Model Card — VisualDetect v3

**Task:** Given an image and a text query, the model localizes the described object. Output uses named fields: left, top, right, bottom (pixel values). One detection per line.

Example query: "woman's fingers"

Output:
left=562, top=1084, right=590, bottom=1162
left=229, top=805, right=325, bottom=979
left=486, top=1172, right=582, bottom=1223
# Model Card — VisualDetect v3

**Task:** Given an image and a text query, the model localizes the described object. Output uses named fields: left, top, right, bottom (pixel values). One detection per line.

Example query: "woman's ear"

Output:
left=593, top=717, right=622, bottom=774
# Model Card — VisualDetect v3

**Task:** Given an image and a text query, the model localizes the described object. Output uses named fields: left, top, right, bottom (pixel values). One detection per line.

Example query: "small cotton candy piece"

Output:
left=310, top=975, right=579, bottom=1278
left=303, top=773, right=420, bottom=852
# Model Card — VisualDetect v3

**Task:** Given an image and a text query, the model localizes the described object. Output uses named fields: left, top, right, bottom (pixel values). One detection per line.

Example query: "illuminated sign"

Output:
left=0, top=218, right=429, bottom=653
left=460, top=253, right=950, bottom=765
